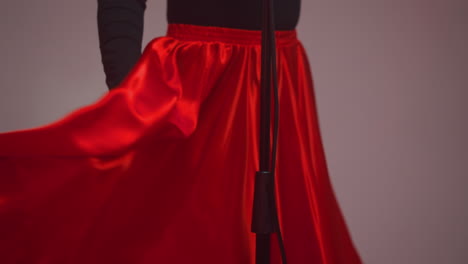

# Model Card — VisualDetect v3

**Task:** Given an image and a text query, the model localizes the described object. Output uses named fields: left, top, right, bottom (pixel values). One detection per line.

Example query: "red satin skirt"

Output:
left=0, top=24, right=362, bottom=263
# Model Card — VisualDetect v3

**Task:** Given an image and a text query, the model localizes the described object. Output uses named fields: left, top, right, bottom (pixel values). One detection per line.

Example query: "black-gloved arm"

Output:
left=97, top=0, right=147, bottom=90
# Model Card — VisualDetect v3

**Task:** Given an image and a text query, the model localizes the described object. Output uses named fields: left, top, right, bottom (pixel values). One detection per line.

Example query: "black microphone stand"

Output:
left=251, top=0, right=287, bottom=263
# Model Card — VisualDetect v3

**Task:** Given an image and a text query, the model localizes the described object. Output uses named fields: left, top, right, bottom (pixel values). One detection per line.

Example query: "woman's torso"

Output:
left=167, top=0, right=301, bottom=30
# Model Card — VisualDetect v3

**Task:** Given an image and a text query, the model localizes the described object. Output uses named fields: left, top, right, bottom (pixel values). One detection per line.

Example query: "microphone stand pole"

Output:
left=251, top=0, right=286, bottom=263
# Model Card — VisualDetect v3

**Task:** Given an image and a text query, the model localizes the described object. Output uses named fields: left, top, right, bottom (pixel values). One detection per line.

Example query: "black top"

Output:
left=97, top=0, right=301, bottom=90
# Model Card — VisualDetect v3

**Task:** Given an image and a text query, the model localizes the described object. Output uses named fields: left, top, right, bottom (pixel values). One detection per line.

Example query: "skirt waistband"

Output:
left=166, top=23, right=298, bottom=46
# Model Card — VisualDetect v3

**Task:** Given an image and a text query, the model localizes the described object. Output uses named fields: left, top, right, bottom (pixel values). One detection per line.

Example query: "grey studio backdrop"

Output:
left=0, top=1, right=467, bottom=263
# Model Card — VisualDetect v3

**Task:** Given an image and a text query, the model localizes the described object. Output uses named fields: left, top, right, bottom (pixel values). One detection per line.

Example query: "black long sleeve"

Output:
left=97, top=0, right=147, bottom=90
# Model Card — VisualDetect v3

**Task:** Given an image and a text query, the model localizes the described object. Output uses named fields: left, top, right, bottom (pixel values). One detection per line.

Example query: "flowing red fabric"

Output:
left=0, top=24, right=362, bottom=263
